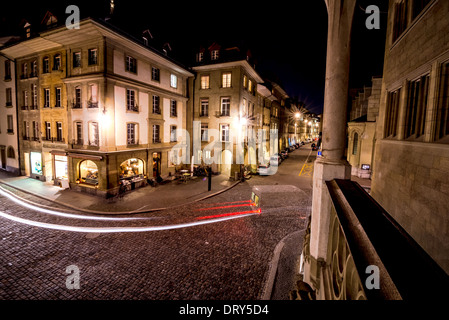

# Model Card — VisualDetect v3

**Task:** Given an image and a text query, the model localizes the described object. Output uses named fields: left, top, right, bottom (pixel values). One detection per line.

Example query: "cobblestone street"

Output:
left=0, top=149, right=313, bottom=300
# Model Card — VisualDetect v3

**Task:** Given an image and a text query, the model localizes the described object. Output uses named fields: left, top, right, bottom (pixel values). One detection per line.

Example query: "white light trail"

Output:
left=0, top=211, right=258, bottom=233
left=0, top=187, right=149, bottom=221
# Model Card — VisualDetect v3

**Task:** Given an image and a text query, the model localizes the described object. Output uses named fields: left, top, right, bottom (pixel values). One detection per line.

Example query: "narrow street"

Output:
left=0, top=145, right=316, bottom=300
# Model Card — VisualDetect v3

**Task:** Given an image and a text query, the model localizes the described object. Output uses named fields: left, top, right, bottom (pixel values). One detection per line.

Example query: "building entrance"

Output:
left=0, top=148, right=5, bottom=169
left=153, top=152, right=161, bottom=178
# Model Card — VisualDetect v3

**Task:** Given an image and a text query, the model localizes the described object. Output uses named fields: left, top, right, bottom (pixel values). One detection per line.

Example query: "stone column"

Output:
left=303, top=0, right=355, bottom=297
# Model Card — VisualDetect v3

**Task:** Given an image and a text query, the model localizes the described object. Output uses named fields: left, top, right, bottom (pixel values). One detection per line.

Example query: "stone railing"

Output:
left=321, top=202, right=368, bottom=300
left=298, top=179, right=449, bottom=300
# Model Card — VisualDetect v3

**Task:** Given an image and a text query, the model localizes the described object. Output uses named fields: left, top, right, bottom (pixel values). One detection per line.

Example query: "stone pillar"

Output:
left=321, top=0, right=356, bottom=161
left=303, top=0, right=355, bottom=297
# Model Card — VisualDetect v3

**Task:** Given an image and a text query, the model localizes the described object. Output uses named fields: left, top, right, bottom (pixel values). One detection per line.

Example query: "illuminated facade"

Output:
left=346, top=76, right=382, bottom=179
left=1, top=17, right=193, bottom=196
left=191, top=44, right=264, bottom=177
left=0, top=36, right=19, bottom=175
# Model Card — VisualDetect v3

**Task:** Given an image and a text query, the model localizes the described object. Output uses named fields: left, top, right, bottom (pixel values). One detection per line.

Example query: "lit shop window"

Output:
left=119, top=158, right=144, bottom=179
left=54, top=155, right=68, bottom=179
left=79, top=160, right=98, bottom=185
left=168, top=150, right=180, bottom=167
left=31, top=152, right=42, bottom=175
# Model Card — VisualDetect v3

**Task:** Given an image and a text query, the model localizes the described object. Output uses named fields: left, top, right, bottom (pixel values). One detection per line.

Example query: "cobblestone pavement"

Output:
left=0, top=149, right=313, bottom=300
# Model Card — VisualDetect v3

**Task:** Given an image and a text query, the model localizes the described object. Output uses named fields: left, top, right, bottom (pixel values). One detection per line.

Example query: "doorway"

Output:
left=152, top=152, right=161, bottom=178
left=221, top=150, right=232, bottom=177
left=0, top=148, right=6, bottom=170
left=24, top=152, right=30, bottom=176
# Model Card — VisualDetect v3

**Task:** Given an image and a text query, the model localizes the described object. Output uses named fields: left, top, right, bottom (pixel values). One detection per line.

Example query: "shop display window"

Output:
left=119, top=158, right=145, bottom=188
left=79, top=160, right=98, bottom=185
left=31, top=152, right=42, bottom=175
left=54, top=155, right=68, bottom=179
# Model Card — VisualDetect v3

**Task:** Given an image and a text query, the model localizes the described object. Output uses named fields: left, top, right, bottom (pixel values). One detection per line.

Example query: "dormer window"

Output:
left=211, top=50, right=219, bottom=60
left=23, top=22, right=31, bottom=38
left=197, top=52, right=204, bottom=62
left=142, top=29, right=153, bottom=46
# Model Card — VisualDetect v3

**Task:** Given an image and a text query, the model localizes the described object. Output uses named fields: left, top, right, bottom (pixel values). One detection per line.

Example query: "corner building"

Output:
left=190, top=43, right=264, bottom=178
left=1, top=18, right=193, bottom=197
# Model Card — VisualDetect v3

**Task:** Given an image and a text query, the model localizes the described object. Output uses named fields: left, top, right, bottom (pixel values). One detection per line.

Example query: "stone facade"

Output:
left=1, top=18, right=193, bottom=197
left=191, top=45, right=264, bottom=178
left=347, top=77, right=382, bottom=178
left=371, top=0, right=449, bottom=273
left=0, top=37, right=19, bottom=175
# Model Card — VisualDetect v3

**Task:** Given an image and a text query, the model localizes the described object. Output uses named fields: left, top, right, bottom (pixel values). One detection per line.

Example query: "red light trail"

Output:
left=196, top=208, right=261, bottom=221
left=196, top=203, right=256, bottom=211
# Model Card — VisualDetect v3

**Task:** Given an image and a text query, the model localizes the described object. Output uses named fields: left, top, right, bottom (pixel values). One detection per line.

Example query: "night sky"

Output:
left=1, top=0, right=388, bottom=114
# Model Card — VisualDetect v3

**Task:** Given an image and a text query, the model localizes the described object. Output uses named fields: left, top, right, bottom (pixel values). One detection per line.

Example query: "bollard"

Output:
left=208, top=167, right=212, bottom=191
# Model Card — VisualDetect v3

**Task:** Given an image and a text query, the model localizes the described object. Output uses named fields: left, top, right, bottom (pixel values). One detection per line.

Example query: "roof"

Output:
left=0, top=17, right=193, bottom=76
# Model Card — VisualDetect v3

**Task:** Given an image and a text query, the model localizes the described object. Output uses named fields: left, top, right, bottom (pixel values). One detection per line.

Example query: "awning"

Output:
left=68, top=153, right=103, bottom=161
left=50, top=150, right=68, bottom=156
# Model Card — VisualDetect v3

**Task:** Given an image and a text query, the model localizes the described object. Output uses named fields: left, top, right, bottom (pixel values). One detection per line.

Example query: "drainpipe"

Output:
left=103, top=37, right=110, bottom=192
left=191, top=72, right=197, bottom=166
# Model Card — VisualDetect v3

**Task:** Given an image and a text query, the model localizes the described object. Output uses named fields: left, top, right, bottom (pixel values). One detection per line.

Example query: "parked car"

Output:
left=280, top=149, right=289, bottom=159
left=288, top=146, right=295, bottom=152
left=257, top=163, right=271, bottom=175
left=294, top=143, right=300, bottom=149
left=270, top=155, right=282, bottom=166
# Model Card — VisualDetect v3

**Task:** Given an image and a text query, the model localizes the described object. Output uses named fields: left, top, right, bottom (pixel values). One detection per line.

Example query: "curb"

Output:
left=0, top=178, right=241, bottom=216
left=260, top=230, right=304, bottom=300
